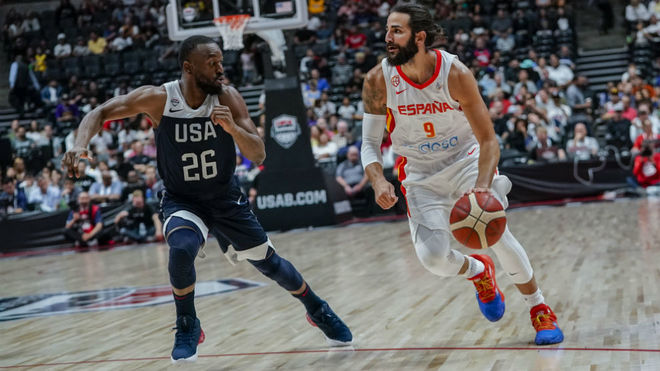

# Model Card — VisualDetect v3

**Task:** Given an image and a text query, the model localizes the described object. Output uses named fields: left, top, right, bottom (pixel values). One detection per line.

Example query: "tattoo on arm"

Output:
left=362, top=72, right=387, bottom=115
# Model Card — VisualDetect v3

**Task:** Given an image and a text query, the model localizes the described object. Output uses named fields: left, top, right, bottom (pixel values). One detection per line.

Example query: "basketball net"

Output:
left=213, top=15, right=250, bottom=50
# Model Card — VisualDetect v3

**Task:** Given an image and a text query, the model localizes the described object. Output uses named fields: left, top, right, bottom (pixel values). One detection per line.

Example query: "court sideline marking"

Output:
left=3, top=345, right=660, bottom=368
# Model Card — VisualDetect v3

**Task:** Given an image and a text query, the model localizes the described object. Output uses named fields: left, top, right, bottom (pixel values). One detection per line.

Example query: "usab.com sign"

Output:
left=271, top=114, right=301, bottom=149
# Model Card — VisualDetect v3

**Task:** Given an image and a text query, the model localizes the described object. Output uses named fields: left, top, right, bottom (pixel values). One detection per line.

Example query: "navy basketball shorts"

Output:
left=160, top=185, right=270, bottom=263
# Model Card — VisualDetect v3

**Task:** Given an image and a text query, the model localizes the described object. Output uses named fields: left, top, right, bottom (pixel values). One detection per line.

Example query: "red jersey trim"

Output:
left=386, top=107, right=396, bottom=133
left=397, top=156, right=410, bottom=217
left=395, top=49, right=442, bottom=90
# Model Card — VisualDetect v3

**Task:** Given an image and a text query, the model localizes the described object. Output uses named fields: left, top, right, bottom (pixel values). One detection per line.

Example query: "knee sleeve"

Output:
left=249, top=247, right=303, bottom=291
left=489, top=226, right=534, bottom=284
left=414, top=225, right=466, bottom=277
left=167, top=218, right=204, bottom=289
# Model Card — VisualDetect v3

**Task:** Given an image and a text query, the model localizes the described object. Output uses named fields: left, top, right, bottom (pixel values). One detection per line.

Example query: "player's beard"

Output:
left=386, top=36, right=419, bottom=66
left=195, top=74, right=224, bottom=96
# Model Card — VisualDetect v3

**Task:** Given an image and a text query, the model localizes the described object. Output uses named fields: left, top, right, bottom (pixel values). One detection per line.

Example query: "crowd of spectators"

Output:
left=2, top=0, right=660, bottom=245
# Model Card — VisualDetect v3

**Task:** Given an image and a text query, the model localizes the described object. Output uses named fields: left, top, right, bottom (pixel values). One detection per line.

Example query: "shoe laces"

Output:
left=172, top=318, right=196, bottom=346
left=531, top=308, right=557, bottom=331
left=473, top=275, right=496, bottom=302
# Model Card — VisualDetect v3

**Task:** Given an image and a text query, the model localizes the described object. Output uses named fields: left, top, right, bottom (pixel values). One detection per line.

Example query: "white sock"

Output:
left=523, top=289, right=545, bottom=309
left=465, top=256, right=485, bottom=279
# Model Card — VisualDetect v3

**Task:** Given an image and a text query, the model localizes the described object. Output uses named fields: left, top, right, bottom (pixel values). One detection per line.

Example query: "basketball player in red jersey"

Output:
left=360, top=3, right=563, bottom=345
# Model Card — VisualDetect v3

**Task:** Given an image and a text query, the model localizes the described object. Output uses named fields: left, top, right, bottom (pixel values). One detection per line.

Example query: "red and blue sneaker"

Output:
left=468, top=254, right=505, bottom=322
left=530, top=303, right=564, bottom=345
left=306, top=302, right=353, bottom=346
left=171, top=315, right=205, bottom=363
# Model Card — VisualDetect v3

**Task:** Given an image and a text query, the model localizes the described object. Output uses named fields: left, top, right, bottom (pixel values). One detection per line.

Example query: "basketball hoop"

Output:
left=213, top=14, right=250, bottom=51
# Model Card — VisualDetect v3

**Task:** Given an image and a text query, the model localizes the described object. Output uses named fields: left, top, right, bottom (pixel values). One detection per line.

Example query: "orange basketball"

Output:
left=449, top=192, right=507, bottom=249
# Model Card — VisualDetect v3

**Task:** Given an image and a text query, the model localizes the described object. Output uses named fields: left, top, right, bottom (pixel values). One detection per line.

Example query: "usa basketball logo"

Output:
left=171, top=97, right=180, bottom=106
left=391, top=75, right=400, bottom=87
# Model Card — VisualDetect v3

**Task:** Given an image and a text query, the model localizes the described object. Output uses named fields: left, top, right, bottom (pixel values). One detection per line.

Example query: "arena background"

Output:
left=0, top=0, right=659, bottom=251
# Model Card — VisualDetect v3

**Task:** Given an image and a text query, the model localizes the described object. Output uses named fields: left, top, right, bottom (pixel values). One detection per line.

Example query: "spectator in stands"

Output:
left=312, top=132, right=338, bottom=162
left=310, top=69, right=330, bottom=92
left=89, top=170, right=122, bottom=204
left=72, top=36, right=91, bottom=57
left=315, top=92, right=336, bottom=118
left=126, top=140, right=151, bottom=172
left=336, top=145, right=369, bottom=198
left=514, top=69, right=537, bottom=96
left=632, top=119, right=660, bottom=155
left=566, top=75, right=593, bottom=117
left=73, top=161, right=96, bottom=191
left=120, top=169, right=146, bottom=201
left=87, top=31, right=107, bottom=55
left=113, top=189, right=162, bottom=243
left=495, top=30, right=515, bottom=54
left=507, top=117, right=534, bottom=153
left=53, top=33, right=72, bottom=59
left=303, top=80, right=322, bottom=108
left=530, top=126, right=567, bottom=162
left=9, top=54, right=40, bottom=117
left=566, top=122, right=599, bottom=160
left=491, top=9, right=513, bottom=38
left=620, top=95, right=638, bottom=121
left=64, top=191, right=103, bottom=247
left=12, top=126, right=35, bottom=162
left=337, top=97, right=357, bottom=121
left=547, top=54, right=574, bottom=87
left=41, top=80, right=62, bottom=108
left=626, top=0, right=650, bottom=27
left=240, top=47, right=257, bottom=86
left=345, top=25, right=367, bottom=50
left=55, top=0, right=77, bottom=26
left=55, top=94, right=80, bottom=128
left=331, top=54, right=353, bottom=86
left=0, top=178, right=27, bottom=215
left=632, top=143, right=660, bottom=187
left=27, top=175, right=60, bottom=212
left=332, top=120, right=353, bottom=150
left=607, top=102, right=633, bottom=150
left=473, top=37, right=491, bottom=67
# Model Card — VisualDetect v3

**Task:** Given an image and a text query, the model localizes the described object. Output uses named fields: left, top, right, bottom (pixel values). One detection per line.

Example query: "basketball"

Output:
left=449, top=192, right=507, bottom=249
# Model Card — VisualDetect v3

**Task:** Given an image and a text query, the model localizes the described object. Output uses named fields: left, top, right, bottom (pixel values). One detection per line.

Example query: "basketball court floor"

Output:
left=2, top=197, right=660, bottom=370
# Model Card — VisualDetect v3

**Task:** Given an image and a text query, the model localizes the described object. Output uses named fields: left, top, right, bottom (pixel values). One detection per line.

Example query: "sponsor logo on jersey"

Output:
left=0, top=279, right=265, bottom=321
left=391, top=75, right=400, bottom=87
left=397, top=101, right=455, bottom=116
left=409, top=136, right=459, bottom=154
left=271, top=114, right=301, bottom=149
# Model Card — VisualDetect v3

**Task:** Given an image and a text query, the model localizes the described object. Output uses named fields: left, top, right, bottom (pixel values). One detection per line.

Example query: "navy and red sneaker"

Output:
left=306, top=302, right=353, bottom=346
left=171, top=315, right=205, bottom=363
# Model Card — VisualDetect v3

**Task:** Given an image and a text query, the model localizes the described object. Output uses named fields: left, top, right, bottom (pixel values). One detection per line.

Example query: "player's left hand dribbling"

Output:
left=211, top=105, right=238, bottom=134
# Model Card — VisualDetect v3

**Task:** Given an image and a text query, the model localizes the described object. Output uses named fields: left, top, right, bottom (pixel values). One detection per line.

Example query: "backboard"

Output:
left=166, top=0, right=308, bottom=41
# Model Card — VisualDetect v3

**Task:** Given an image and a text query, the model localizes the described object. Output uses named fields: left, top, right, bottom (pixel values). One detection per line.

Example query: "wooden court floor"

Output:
left=2, top=197, right=660, bottom=370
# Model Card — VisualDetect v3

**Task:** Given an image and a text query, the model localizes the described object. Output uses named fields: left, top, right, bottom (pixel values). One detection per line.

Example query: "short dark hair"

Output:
left=390, top=3, right=439, bottom=48
left=178, top=35, right=218, bottom=68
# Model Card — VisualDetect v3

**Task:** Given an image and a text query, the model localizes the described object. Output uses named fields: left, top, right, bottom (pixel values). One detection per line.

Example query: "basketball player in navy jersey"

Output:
left=62, top=35, right=352, bottom=363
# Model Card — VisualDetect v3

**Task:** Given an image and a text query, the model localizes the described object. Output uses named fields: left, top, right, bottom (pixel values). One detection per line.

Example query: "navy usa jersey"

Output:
left=154, top=81, right=236, bottom=200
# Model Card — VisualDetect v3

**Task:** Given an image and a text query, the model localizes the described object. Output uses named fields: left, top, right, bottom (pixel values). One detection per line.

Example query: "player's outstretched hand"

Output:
left=373, top=179, right=398, bottom=210
left=211, top=105, right=237, bottom=135
left=61, top=147, right=92, bottom=178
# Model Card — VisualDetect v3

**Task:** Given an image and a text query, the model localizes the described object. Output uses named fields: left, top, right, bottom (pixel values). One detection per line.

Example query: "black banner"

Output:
left=263, top=76, right=315, bottom=170
left=501, top=158, right=630, bottom=203
left=254, top=168, right=351, bottom=231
